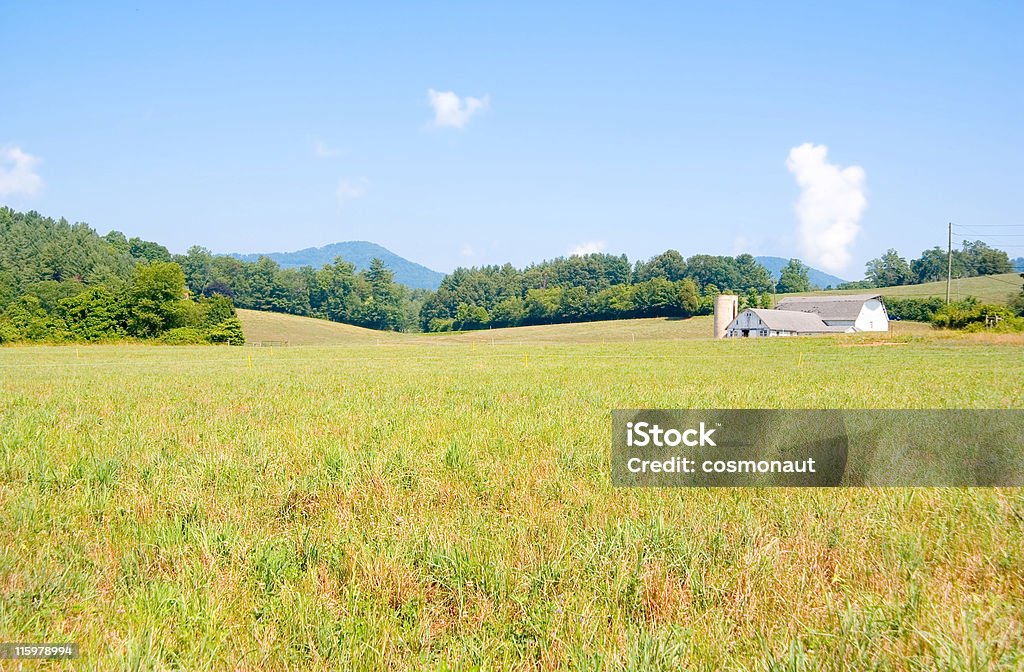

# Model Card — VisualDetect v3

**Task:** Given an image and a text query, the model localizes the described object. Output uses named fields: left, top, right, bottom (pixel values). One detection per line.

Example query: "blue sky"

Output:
left=2, top=2, right=1021, bottom=278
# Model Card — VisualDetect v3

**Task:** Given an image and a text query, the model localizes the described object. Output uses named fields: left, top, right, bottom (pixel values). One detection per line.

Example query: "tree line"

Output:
left=168, top=246, right=816, bottom=333
left=843, top=241, right=1014, bottom=289
left=175, top=247, right=416, bottom=332
left=417, top=252, right=814, bottom=332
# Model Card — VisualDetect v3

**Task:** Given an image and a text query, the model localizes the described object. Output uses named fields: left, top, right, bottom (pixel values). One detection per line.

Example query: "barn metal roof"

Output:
left=741, top=309, right=848, bottom=333
left=774, top=293, right=882, bottom=321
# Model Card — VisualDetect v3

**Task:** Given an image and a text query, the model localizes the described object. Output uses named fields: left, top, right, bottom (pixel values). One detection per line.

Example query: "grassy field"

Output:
left=237, top=309, right=404, bottom=346
left=239, top=310, right=719, bottom=347
left=1, top=325, right=1023, bottom=669
left=793, top=272, right=1023, bottom=304
left=239, top=310, right=936, bottom=347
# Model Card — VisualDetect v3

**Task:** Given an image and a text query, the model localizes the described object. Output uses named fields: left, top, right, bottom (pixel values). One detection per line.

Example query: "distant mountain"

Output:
left=754, top=256, right=849, bottom=289
left=232, top=241, right=445, bottom=290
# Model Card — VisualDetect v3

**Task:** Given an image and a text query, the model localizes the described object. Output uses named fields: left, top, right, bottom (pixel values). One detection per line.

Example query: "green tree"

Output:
left=734, top=254, right=775, bottom=293
left=911, top=247, right=954, bottom=284
left=865, top=249, right=913, bottom=287
left=245, top=257, right=280, bottom=311
left=1010, top=275, right=1024, bottom=317
left=557, top=286, right=590, bottom=321
left=128, top=237, right=172, bottom=263
left=0, top=270, right=16, bottom=308
left=123, top=262, right=187, bottom=338
left=634, top=250, right=687, bottom=282
left=207, top=317, right=246, bottom=345
left=0, top=295, right=67, bottom=342
left=179, top=246, right=215, bottom=296
left=358, top=258, right=406, bottom=331
left=454, top=303, right=490, bottom=330
left=315, top=258, right=361, bottom=322
left=776, top=259, right=812, bottom=294
left=676, top=279, right=701, bottom=314
left=632, top=278, right=679, bottom=316
left=684, top=255, right=740, bottom=292
left=490, top=296, right=526, bottom=327
left=59, top=287, right=122, bottom=341
left=524, top=288, right=561, bottom=324
left=960, top=240, right=1012, bottom=277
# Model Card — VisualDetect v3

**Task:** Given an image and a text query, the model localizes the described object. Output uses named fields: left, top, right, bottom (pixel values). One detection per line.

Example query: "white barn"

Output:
left=775, top=293, right=889, bottom=332
left=724, top=294, right=890, bottom=338
left=726, top=308, right=851, bottom=337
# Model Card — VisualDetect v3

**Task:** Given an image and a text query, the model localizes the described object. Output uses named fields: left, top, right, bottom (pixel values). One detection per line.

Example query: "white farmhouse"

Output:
left=723, top=293, right=890, bottom=338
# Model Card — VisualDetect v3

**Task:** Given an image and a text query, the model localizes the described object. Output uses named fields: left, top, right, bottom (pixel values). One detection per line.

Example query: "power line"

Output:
left=950, top=234, right=1024, bottom=249
left=952, top=233, right=1024, bottom=238
left=953, top=224, right=1024, bottom=229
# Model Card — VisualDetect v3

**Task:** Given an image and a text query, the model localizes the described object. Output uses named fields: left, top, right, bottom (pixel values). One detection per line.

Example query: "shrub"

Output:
left=207, top=317, right=246, bottom=345
left=932, top=301, right=1024, bottom=331
left=159, top=328, right=209, bottom=345
left=883, top=296, right=945, bottom=322
left=428, top=317, right=455, bottom=332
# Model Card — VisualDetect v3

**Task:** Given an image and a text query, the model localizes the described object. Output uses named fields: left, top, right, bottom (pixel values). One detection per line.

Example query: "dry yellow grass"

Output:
left=238, top=309, right=717, bottom=346
left=2, top=322, right=1022, bottom=669
left=239, top=310, right=941, bottom=348
left=237, top=308, right=404, bottom=345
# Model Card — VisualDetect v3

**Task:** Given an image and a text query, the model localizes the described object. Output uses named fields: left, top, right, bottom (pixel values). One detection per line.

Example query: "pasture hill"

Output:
left=801, top=272, right=1023, bottom=305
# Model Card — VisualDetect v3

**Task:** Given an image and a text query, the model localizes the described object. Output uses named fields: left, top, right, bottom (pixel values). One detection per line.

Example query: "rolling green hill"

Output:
left=789, top=272, right=1022, bottom=304
left=238, top=310, right=933, bottom=346
left=237, top=309, right=404, bottom=345
left=237, top=309, right=714, bottom=346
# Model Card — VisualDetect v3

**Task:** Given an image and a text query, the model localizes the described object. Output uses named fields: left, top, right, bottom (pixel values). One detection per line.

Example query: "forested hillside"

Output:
left=0, top=208, right=243, bottom=344
left=0, top=208, right=418, bottom=339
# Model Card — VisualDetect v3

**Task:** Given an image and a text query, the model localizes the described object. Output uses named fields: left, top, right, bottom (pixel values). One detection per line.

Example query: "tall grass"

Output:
left=1, top=334, right=1022, bottom=669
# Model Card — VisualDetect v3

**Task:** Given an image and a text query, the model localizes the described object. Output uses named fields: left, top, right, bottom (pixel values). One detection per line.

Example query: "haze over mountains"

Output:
left=232, top=242, right=850, bottom=291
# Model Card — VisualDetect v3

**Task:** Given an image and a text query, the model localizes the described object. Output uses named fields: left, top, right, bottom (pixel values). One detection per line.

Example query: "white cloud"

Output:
left=569, top=240, right=607, bottom=256
left=313, top=137, right=340, bottom=158
left=0, top=146, right=44, bottom=198
left=785, top=143, right=866, bottom=273
left=336, top=178, right=367, bottom=208
left=427, top=89, right=489, bottom=129
left=460, top=243, right=475, bottom=258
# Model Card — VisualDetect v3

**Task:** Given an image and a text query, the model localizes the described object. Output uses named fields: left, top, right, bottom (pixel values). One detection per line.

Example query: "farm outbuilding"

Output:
left=720, top=293, right=890, bottom=338
left=725, top=308, right=851, bottom=337
left=774, top=293, right=889, bottom=332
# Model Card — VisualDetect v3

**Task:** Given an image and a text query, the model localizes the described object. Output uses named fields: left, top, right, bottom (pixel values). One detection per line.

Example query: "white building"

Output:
left=726, top=308, right=851, bottom=337
left=724, top=294, right=890, bottom=337
left=775, top=293, right=889, bottom=332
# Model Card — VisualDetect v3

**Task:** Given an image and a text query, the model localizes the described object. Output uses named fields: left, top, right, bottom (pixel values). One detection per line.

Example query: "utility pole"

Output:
left=946, top=222, right=952, bottom=304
